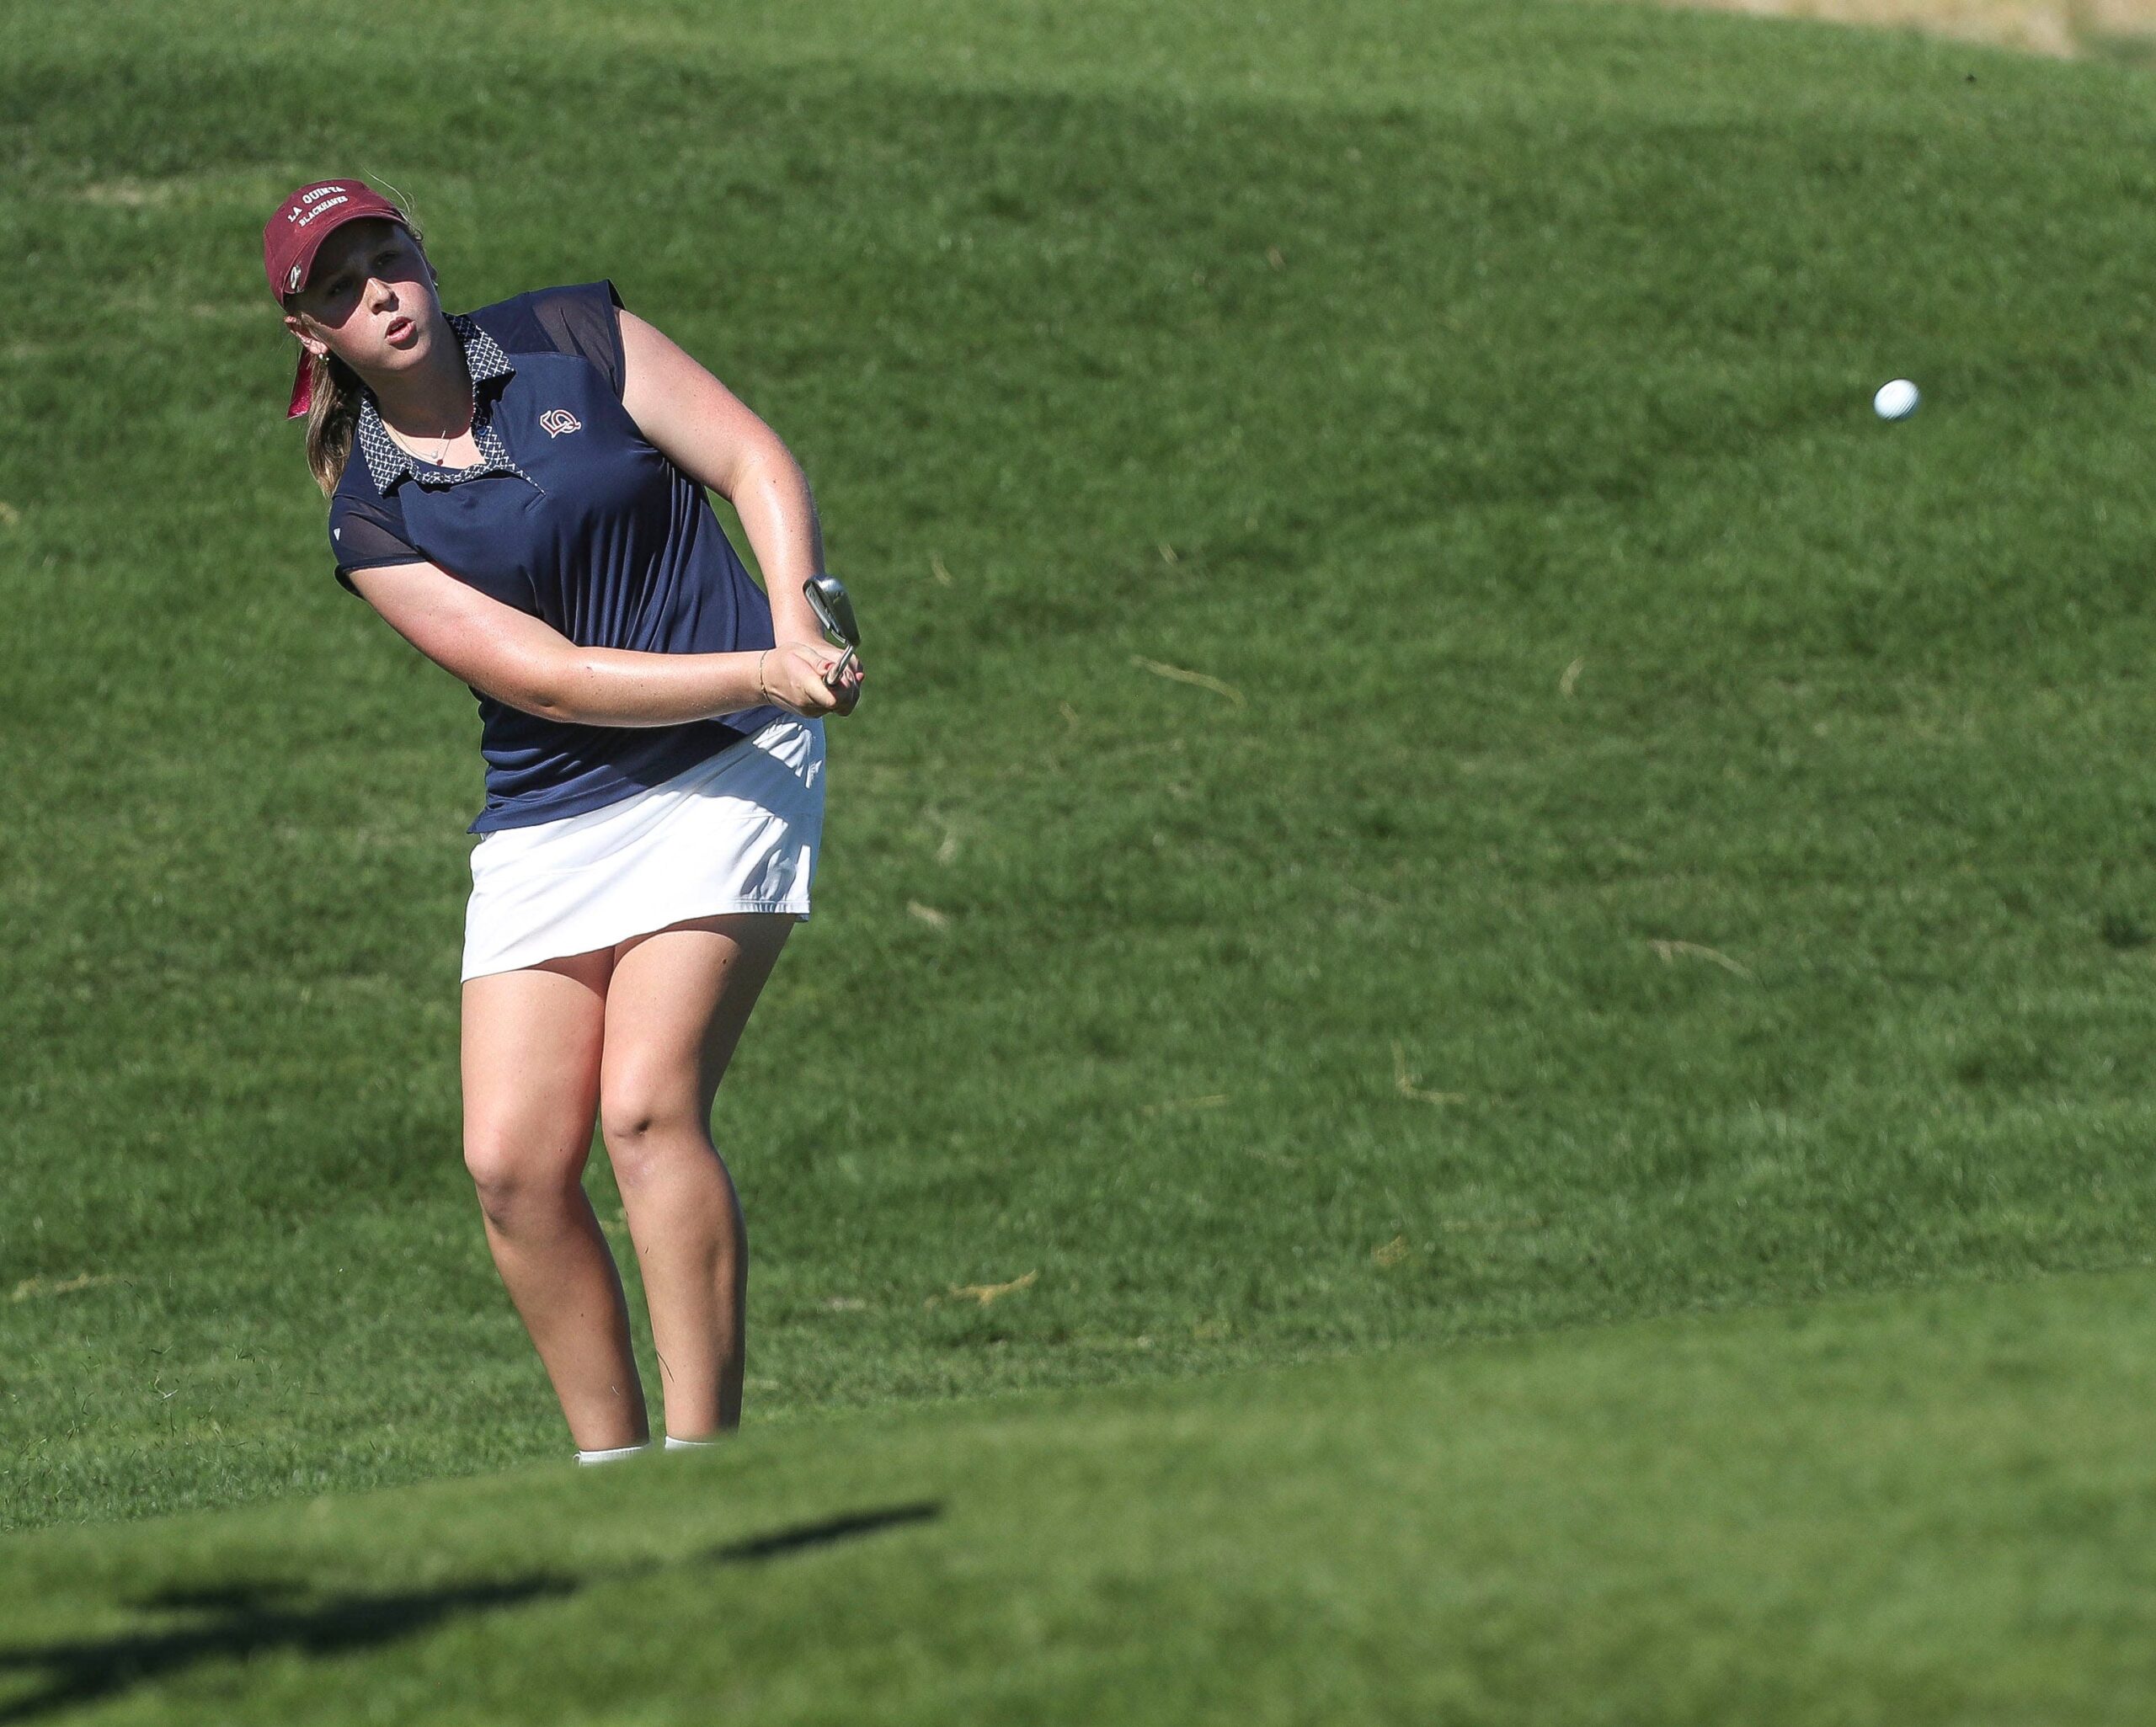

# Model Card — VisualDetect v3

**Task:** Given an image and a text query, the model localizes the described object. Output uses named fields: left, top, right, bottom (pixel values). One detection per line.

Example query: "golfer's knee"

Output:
left=598, top=1095, right=707, bottom=1189
left=462, top=1128, right=582, bottom=1227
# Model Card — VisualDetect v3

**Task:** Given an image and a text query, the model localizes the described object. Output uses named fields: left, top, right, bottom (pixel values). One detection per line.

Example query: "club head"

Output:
left=803, top=572, right=860, bottom=648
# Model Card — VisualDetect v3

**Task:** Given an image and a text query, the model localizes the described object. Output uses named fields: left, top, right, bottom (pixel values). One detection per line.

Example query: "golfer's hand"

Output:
left=764, top=641, right=864, bottom=717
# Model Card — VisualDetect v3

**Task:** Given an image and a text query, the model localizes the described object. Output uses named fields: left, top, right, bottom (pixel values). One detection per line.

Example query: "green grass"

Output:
left=5, top=0, right=2156, bottom=1570
left=7, top=1267, right=2156, bottom=1723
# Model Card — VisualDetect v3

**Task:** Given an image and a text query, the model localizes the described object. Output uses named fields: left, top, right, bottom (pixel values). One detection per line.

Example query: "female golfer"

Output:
left=264, top=178, right=863, bottom=1465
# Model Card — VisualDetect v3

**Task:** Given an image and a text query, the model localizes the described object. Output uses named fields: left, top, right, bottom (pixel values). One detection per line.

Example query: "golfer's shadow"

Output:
left=0, top=1501, right=939, bottom=1723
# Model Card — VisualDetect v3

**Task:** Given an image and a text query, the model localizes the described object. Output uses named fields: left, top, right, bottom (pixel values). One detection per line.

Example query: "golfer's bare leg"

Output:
left=601, top=912, right=792, bottom=1439
left=462, top=951, right=648, bottom=1451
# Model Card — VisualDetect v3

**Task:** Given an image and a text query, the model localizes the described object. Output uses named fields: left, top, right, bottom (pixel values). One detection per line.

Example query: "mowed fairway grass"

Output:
left=6, top=0, right=2156, bottom=1703
left=0, top=1272, right=2153, bottom=1724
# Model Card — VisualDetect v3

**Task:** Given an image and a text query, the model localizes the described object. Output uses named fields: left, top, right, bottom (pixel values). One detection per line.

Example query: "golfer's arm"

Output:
left=346, top=557, right=772, bottom=729
left=728, top=450, right=830, bottom=648
left=616, top=308, right=828, bottom=648
left=546, top=645, right=772, bottom=729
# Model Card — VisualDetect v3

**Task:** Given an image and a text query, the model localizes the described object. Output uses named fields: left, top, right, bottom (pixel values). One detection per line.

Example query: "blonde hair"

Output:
left=286, top=212, right=430, bottom=498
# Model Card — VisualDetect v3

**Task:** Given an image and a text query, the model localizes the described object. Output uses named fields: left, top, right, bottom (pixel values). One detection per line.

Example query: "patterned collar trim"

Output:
left=355, top=312, right=537, bottom=495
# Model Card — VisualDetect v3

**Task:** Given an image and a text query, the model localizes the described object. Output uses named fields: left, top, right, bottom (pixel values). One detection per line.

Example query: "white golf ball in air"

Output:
left=1873, top=378, right=1919, bottom=421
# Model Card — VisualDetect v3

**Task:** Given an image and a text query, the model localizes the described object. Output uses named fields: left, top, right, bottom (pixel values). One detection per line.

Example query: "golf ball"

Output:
left=1873, top=378, right=1919, bottom=421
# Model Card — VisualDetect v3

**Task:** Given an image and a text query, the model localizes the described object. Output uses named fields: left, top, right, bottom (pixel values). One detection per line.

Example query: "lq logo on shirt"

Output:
left=539, top=409, right=583, bottom=438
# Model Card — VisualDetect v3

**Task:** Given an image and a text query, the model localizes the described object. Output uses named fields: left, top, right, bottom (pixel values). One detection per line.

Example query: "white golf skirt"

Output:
left=461, top=715, right=825, bottom=983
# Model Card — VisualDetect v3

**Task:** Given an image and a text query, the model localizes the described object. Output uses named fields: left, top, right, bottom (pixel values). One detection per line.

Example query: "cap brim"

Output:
left=277, top=203, right=408, bottom=304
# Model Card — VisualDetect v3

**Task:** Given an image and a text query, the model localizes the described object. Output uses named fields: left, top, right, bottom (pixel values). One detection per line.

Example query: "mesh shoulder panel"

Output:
left=529, top=280, right=627, bottom=398
left=328, top=489, right=423, bottom=596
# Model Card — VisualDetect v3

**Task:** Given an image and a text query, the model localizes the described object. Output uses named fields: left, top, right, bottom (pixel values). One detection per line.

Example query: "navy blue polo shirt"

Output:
left=326, top=280, right=791, bottom=834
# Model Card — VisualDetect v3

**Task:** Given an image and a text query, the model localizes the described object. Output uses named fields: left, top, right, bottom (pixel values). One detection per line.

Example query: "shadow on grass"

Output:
left=0, top=1501, right=941, bottom=1722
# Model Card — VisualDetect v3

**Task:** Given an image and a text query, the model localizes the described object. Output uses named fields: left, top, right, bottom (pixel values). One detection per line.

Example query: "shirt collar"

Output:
left=354, top=312, right=519, bottom=495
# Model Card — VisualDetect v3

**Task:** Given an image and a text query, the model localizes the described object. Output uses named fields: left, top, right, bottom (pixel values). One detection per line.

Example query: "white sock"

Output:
left=575, top=1441, right=653, bottom=1465
left=664, top=1435, right=718, bottom=1451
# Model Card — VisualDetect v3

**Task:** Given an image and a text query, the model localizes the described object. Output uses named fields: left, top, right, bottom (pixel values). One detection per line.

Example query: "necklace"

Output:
left=388, top=417, right=459, bottom=466
left=381, top=365, right=472, bottom=466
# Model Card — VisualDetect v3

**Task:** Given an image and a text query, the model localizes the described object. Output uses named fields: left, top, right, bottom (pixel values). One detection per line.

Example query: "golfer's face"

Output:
left=287, top=219, right=438, bottom=370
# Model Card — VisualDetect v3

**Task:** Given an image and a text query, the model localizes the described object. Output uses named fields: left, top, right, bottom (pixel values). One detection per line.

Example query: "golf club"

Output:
left=804, top=570, right=861, bottom=686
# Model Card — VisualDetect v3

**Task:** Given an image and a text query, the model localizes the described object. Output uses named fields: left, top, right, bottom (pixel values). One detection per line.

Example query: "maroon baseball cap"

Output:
left=264, top=178, right=410, bottom=418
